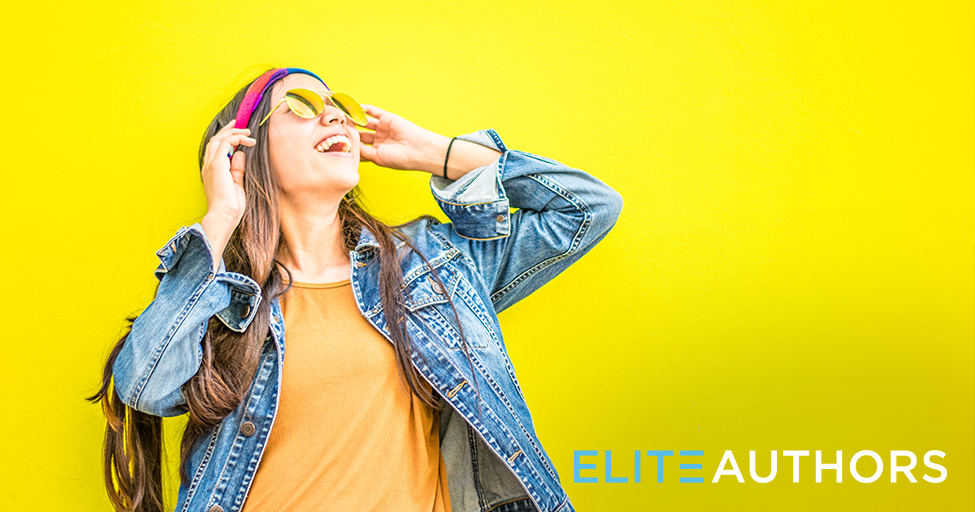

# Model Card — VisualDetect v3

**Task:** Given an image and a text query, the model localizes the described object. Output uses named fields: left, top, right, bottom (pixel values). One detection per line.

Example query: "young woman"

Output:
left=90, top=67, right=623, bottom=512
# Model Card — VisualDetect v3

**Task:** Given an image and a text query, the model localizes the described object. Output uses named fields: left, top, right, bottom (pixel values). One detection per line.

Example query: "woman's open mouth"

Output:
left=314, top=134, right=352, bottom=155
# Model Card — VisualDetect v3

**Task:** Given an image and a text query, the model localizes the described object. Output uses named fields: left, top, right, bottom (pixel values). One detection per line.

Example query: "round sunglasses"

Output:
left=259, top=88, right=368, bottom=127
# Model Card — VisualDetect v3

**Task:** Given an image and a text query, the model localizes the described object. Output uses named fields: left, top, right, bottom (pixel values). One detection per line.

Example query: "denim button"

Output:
left=208, top=506, right=223, bottom=512
left=241, top=304, right=251, bottom=318
left=496, top=214, right=505, bottom=223
left=428, top=275, right=445, bottom=295
left=240, top=422, right=256, bottom=436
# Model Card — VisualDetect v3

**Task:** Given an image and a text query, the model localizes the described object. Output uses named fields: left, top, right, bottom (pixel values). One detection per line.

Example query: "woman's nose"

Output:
left=320, top=106, right=346, bottom=125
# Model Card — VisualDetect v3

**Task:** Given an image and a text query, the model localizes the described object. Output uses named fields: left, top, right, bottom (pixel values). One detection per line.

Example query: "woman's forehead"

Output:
left=269, top=74, right=326, bottom=102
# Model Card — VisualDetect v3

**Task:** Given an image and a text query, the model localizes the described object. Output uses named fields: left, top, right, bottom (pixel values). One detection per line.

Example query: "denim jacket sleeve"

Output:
left=111, top=224, right=262, bottom=417
left=429, top=129, right=623, bottom=314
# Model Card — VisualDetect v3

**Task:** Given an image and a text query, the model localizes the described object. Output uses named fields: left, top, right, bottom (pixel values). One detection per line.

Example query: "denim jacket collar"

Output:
left=354, top=222, right=380, bottom=255
left=353, top=222, right=408, bottom=261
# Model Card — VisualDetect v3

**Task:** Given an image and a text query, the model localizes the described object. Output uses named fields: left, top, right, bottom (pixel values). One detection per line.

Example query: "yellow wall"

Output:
left=1, top=1, right=971, bottom=510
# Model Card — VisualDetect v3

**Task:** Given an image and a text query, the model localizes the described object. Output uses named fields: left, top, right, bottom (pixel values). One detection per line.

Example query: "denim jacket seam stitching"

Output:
left=484, top=497, right=533, bottom=512
left=445, top=392, right=546, bottom=509
left=155, top=227, right=189, bottom=274
left=454, top=232, right=510, bottom=242
left=241, top=348, right=275, bottom=419
left=434, top=161, right=506, bottom=205
left=402, top=318, right=476, bottom=399
left=233, top=410, right=274, bottom=512
left=432, top=169, right=572, bottom=486
left=209, top=411, right=254, bottom=506
left=485, top=128, right=507, bottom=152
left=188, top=223, right=221, bottom=272
left=434, top=172, right=479, bottom=198
left=426, top=228, right=481, bottom=270
left=464, top=397, right=547, bottom=503
left=162, top=224, right=220, bottom=277
left=214, top=273, right=263, bottom=332
left=435, top=197, right=505, bottom=207
left=401, top=252, right=457, bottom=289
left=406, top=295, right=450, bottom=311
left=413, top=303, right=465, bottom=349
left=551, top=497, right=570, bottom=512
left=500, top=350, right=526, bottom=408
left=466, top=423, right=488, bottom=509
left=488, top=173, right=592, bottom=306
left=520, top=432, right=557, bottom=484
left=408, top=270, right=460, bottom=312
left=435, top=149, right=512, bottom=241
left=231, top=329, right=284, bottom=510
left=453, top=275, right=503, bottom=348
left=379, top=304, right=492, bottom=419
left=381, top=266, right=455, bottom=315
left=181, top=422, right=221, bottom=512
left=132, top=274, right=215, bottom=412
left=466, top=353, right=556, bottom=499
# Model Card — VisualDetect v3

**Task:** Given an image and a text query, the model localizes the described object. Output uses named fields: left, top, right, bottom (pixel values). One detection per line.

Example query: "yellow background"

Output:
left=1, top=0, right=972, bottom=510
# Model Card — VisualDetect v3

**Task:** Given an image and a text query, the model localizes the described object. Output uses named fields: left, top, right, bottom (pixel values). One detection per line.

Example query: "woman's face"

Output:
left=265, top=74, right=361, bottom=202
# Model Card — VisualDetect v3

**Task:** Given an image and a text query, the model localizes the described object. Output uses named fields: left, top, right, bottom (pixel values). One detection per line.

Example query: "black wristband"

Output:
left=443, top=137, right=458, bottom=179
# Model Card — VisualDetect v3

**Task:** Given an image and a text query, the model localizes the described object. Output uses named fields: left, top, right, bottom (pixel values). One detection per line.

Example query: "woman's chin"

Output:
left=315, top=163, right=359, bottom=187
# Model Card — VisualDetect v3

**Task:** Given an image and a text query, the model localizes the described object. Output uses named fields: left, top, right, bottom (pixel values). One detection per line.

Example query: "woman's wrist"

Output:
left=201, top=213, right=237, bottom=268
left=415, top=133, right=502, bottom=180
left=413, top=133, right=452, bottom=176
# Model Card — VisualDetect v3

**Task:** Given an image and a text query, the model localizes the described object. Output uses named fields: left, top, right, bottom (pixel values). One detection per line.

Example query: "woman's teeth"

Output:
left=315, top=134, right=352, bottom=153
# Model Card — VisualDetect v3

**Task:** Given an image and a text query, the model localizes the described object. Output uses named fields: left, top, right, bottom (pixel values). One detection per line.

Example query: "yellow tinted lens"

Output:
left=285, top=89, right=324, bottom=118
left=329, top=92, right=368, bottom=127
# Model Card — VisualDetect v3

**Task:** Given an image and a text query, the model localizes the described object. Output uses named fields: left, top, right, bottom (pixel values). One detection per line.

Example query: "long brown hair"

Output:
left=87, top=69, right=481, bottom=512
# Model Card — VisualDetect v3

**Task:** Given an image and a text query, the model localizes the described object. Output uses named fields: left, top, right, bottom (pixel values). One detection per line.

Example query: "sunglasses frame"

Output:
left=258, top=88, right=367, bottom=127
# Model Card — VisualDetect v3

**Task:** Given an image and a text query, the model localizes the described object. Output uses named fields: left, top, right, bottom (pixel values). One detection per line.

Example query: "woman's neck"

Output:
left=277, top=199, right=351, bottom=283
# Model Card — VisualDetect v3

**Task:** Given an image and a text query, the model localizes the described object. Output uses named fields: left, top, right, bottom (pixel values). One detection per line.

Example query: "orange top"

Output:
left=241, top=278, right=451, bottom=511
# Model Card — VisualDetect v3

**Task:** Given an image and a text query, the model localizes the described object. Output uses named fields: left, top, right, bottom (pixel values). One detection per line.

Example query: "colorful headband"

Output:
left=234, top=67, right=327, bottom=129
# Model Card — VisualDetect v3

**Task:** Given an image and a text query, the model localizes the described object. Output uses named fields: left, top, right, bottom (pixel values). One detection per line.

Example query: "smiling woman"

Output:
left=87, top=67, right=623, bottom=512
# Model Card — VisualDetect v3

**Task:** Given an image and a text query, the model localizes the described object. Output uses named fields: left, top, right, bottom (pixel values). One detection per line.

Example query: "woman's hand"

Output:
left=200, top=121, right=256, bottom=265
left=357, top=105, right=448, bottom=173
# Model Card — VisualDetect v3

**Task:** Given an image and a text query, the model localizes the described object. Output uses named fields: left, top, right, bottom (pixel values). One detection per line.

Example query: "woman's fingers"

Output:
left=230, top=151, right=246, bottom=186
left=219, top=120, right=237, bottom=132
left=206, top=133, right=255, bottom=168
left=229, top=133, right=257, bottom=151
left=359, top=143, right=377, bottom=163
left=361, top=104, right=390, bottom=120
left=358, top=130, right=375, bottom=145
left=204, top=127, right=251, bottom=161
left=199, top=123, right=252, bottom=236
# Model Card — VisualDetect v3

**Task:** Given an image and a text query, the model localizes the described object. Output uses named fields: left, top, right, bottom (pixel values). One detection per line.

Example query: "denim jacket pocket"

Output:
left=404, top=264, right=493, bottom=350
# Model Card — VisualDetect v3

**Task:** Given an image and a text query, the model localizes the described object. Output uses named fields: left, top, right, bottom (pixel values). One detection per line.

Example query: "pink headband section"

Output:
left=233, top=68, right=327, bottom=129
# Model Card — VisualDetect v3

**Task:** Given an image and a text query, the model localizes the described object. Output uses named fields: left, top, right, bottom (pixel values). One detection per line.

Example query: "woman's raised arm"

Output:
left=112, top=120, right=260, bottom=417
left=356, top=105, right=622, bottom=314
left=426, top=129, right=623, bottom=313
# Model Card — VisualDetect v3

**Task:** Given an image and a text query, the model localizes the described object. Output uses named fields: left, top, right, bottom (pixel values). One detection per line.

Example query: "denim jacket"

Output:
left=112, top=129, right=623, bottom=512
